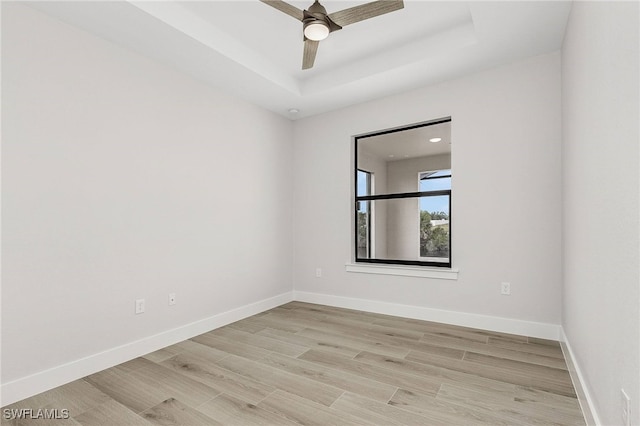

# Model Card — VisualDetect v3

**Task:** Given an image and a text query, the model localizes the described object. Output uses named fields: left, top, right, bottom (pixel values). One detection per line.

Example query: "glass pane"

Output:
left=357, top=200, right=370, bottom=258
left=356, top=121, right=451, bottom=196
left=356, top=196, right=450, bottom=265
left=357, top=169, right=372, bottom=259
left=357, top=170, right=370, bottom=197
left=420, top=195, right=450, bottom=262
left=420, top=176, right=451, bottom=192
left=420, top=169, right=451, bottom=179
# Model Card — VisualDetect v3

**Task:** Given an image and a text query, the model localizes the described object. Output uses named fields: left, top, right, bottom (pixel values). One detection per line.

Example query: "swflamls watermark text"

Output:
left=3, top=408, right=70, bottom=420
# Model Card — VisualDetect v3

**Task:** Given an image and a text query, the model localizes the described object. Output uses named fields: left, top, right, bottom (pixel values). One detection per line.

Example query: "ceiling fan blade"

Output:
left=328, top=0, right=403, bottom=27
left=302, top=39, right=319, bottom=70
left=260, top=0, right=304, bottom=21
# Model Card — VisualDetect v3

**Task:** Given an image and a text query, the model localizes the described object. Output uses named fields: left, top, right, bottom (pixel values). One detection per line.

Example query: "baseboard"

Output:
left=0, top=291, right=294, bottom=407
left=293, top=291, right=561, bottom=340
left=559, top=328, right=600, bottom=426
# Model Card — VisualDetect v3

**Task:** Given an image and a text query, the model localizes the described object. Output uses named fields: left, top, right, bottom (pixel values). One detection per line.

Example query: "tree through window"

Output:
left=419, top=170, right=451, bottom=261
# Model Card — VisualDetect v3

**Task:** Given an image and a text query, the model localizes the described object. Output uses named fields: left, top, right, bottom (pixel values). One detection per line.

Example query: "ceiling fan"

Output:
left=260, top=0, right=404, bottom=70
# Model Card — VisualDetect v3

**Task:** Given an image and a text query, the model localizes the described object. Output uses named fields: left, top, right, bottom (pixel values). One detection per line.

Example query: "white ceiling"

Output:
left=27, top=1, right=572, bottom=120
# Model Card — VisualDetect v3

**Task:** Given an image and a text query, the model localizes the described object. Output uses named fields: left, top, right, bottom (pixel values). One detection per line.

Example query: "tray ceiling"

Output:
left=26, top=1, right=572, bottom=119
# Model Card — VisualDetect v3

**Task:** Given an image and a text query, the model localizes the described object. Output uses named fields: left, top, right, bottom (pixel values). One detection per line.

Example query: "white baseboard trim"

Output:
left=559, top=328, right=600, bottom=426
left=293, top=291, right=561, bottom=340
left=0, top=291, right=294, bottom=407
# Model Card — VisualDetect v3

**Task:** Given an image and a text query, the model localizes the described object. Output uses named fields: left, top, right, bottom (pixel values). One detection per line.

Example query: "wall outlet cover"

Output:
left=135, top=299, right=145, bottom=314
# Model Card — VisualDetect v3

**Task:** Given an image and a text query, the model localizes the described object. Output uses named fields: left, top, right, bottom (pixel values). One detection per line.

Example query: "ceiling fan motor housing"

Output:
left=303, top=1, right=340, bottom=41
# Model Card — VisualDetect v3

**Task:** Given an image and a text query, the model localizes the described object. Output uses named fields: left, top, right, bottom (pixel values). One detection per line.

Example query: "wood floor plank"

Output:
left=299, top=349, right=442, bottom=396
left=129, top=362, right=221, bottom=408
left=332, top=392, right=435, bottom=426
left=528, top=336, right=562, bottom=347
left=390, top=388, right=514, bottom=425
left=415, top=326, right=492, bottom=343
left=259, top=352, right=398, bottom=402
left=207, top=327, right=309, bottom=357
left=83, top=368, right=170, bottom=414
left=296, top=327, right=411, bottom=358
left=73, top=400, right=152, bottom=426
left=342, top=330, right=466, bottom=360
left=159, top=351, right=275, bottom=405
left=140, top=398, right=221, bottom=426
left=190, top=332, right=272, bottom=361
left=463, top=351, right=573, bottom=384
left=197, top=393, right=297, bottom=426
left=284, top=302, right=396, bottom=324
left=233, top=314, right=306, bottom=333
left=487, top=336, right=565, bottom=358
left=299, top=318, right=470, bottom=359
left=372, top=317, right=529, bottom=343
left=420, top=333, right=569, bottom=369
left=514, top=386, right=584, bottom=410
left=437, top=383, right=585, bottom=425
left=257, top=390, right=364, bottom=426
left=317, top=315, right=426, bottom=342
left=406, top=350, right=577, bottom=397
left=257, top=327, right=362, bottom=358
left=214, top=354, right=344, bottom=407
left=353, top=350, right=518, bottom=394
left=271, top=307, right=425, bottom=342
left=330, top=393, right=415, bottom=426
left=171, top=339, right=229, bottom=361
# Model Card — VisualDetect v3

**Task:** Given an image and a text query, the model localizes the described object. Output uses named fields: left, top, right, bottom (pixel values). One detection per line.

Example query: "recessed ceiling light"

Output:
left=429, top=138, right=442, bottom=143
left=288, top=108, right=299, bottom=114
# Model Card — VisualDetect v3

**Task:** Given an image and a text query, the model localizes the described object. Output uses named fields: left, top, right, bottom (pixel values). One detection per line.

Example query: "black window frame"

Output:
left=356, top=169, right=372, bottom=259
left=354, top=117, right=452, bottom=268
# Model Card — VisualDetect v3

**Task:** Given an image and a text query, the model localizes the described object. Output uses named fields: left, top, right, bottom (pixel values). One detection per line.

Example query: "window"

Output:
left=354, top=118, right=451, bottom=267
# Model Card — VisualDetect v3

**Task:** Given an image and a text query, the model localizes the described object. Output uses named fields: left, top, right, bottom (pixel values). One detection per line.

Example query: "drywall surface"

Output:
left=561, top=2, right=640, bottom=424
left=2, top=4, right=293, bottom=384
left=293, top=51, right=563, bottom=325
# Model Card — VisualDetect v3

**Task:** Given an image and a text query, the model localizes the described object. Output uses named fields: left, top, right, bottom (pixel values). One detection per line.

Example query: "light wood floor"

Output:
left=2, top=302, right=585, bottom=425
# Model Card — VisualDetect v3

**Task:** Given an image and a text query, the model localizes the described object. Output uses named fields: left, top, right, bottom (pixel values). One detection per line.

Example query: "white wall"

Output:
left=1, top=3, right=293, bottom=388
left=561, top=2, right=640, bottom=425
left=293, top=51, right=563, bottom=325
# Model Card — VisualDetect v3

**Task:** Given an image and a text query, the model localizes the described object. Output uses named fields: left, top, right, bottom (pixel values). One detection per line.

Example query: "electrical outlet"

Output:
left=315, top=268, right=322, bottom=278
left=501, top=282, right=511, bottom=295
left=168, top=293, right=176, bottom=306
left=135, top=298, right=145, bottom=314
left=621, top=389, right=630, bottom=426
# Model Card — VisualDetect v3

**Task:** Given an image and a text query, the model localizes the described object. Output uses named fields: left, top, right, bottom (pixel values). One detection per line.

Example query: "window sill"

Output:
left=345, top=263, right=459, bottom=280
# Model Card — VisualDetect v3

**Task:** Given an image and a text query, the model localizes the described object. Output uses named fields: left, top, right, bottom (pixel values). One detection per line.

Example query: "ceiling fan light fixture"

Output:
left=259, top=0, right=405, bottom=69
left=304, top=20, right=330, bottom=41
